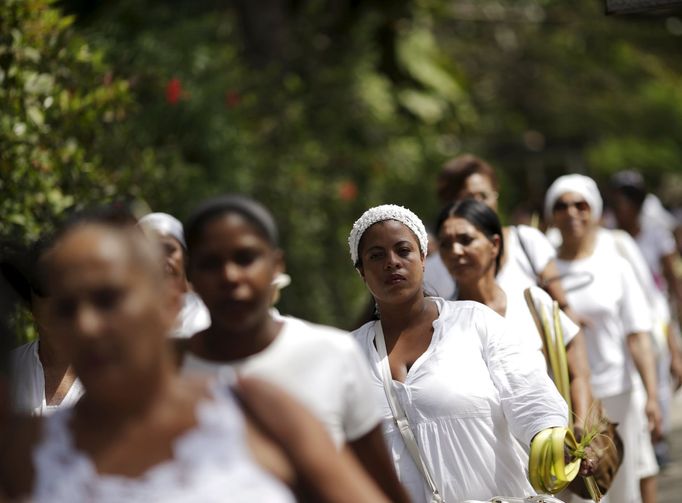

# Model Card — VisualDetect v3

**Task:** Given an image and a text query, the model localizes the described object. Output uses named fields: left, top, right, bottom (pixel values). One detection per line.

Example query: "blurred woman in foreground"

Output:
left=180, top=195, right=409, bottom=503
left=0, top=211, right=390, bottom=502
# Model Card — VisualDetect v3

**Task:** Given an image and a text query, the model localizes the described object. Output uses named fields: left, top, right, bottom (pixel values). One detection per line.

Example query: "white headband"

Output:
left=348, top=204, right=428, bottom=266
left=544, top=174, right=603, bottom=223
left=138, top=212, right=186, bottom=248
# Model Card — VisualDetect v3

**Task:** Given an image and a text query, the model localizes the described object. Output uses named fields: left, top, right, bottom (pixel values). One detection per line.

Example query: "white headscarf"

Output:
left=138, top=212, right=186, bottom=248
left=348, top=204, right=428, bottom=266
left=544, top=174, right=603, bottom=223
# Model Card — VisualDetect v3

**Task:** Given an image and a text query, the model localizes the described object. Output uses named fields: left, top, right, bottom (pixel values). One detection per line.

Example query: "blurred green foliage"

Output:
left=0, top=0, right=171, bottom=243
left=3, top=0, right=682, bottom=329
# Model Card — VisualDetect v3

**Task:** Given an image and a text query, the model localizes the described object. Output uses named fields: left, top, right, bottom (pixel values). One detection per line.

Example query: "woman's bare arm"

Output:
left=627, top=331, right=662, bottom=441
left=234, top=376, right=392, bottom=503
left=348, top=426, right=411, bottom=503
left=565, top=331, right=593, bottom=430
left=0, top=416, right=40, bottom=499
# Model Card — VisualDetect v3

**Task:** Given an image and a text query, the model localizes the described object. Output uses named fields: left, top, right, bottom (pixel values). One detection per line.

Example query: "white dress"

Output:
left=183, top=315, right=382, bottom=447
left=352, top=298, right=569, bottom=503
left=554, top=230, right=652, bottom=400
left=31, top=383, right=295, bottom=503
left=554, top=229, right=654, bottom=503
left=10, top=341, right=84, bottom=416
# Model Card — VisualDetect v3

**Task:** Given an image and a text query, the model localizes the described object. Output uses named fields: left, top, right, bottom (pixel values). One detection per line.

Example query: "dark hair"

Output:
left=435, top=198, right=504, bottom=274
left=54, top=203, right=138, bottom=239
left=1, top=236, right=56, bottom=305
left=610, top=170, right=647, bottom=211
left=437, top=154, right=499, bottom=203
left=0, top=205, right=140, bottom=307
left=185, top=195, right=279, bottom=252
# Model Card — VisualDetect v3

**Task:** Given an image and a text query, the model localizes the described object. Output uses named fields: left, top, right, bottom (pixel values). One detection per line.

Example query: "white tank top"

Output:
left=31, top=384, right=295, bottom=502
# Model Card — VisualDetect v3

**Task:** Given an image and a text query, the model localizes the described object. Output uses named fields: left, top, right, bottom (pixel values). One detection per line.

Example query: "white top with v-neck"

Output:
left=10, top=341, right=84, bottom=416
left=352, top=297, right=568, bottom=503
left=31, top=382, right=295, bottom=503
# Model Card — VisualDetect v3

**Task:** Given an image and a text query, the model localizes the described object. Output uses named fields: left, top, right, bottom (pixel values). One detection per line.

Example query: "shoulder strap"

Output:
left=514, top=226, right=541, bottom=282
left=373, top=321, right=445, bottom=503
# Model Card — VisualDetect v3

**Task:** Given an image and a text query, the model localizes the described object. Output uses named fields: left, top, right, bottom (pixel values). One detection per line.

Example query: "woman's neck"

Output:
left=376, top=291, right=432, bottom=334
left=79, top=358, right=175, bottom=427
left=38, top=335, right=71, bottom=370
left=195, top=312, right=280, bottom=362
left=457, top=271, right=506, bottom=316
left=558, top=227, right=597, bottom=260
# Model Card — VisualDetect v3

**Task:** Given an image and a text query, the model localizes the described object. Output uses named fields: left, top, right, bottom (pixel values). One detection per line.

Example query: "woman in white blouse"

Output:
left=349, top=203, right=569, bottom=503
left=436, top=198, right=593, bottom=434
left=2, top=240, right=83, bottom=416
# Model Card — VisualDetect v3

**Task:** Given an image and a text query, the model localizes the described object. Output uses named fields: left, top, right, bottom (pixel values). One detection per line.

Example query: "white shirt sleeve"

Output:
left=340, top=337, right=383, bottom=441
left=516, top=225, right=557, bottom=276
left=618, top=257, right=654, bottom=336
left=477, top=309, right=568, bottom=447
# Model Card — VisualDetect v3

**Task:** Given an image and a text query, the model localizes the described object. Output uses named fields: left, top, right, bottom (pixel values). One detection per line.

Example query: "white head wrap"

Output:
left=138, top=212, right=187, bottom=249
left=348, top=204, right=428, bottom=266
left=544, top=174, right=603, bottom=223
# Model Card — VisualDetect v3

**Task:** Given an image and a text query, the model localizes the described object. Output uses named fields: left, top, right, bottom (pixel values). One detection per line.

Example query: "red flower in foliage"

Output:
left=225, top=90, right=241, bottom=108
left=166, top=78, right=182, bottom=104
left=338, top=181, right=358, bottom=201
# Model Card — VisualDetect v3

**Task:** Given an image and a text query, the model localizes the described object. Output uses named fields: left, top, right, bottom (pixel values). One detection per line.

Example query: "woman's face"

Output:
left=148, top=231, right=187, bottom=292
left=438, top=216, right=500, bottom=284
left=158, top=233, right=186, bottom=278
left=357, top=220, right=424, bottom=305
left=188, top=213, right=283, bottom=334
left=552, top=191, right=593, bottom=241
left=457, top=173, right=498, bottom=211
left=47, top=225, right=175, bottom=403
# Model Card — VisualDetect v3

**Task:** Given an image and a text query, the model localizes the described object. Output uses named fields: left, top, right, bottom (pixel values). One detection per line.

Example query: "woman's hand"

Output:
left=645, top=396, right=663, bottom=443
left=572, top=427, right=597, bottom=477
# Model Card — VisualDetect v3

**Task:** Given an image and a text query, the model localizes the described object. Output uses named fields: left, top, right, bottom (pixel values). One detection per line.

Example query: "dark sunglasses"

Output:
left=553, top=200, right=590, bottom=213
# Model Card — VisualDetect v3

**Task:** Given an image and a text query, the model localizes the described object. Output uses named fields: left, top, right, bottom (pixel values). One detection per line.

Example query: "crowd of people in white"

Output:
left=1, top=156, right=680, bottom=503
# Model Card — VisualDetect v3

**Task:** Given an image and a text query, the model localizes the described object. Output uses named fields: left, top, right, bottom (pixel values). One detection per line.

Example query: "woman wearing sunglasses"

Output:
left=544, top=174, right=661, bottom=503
